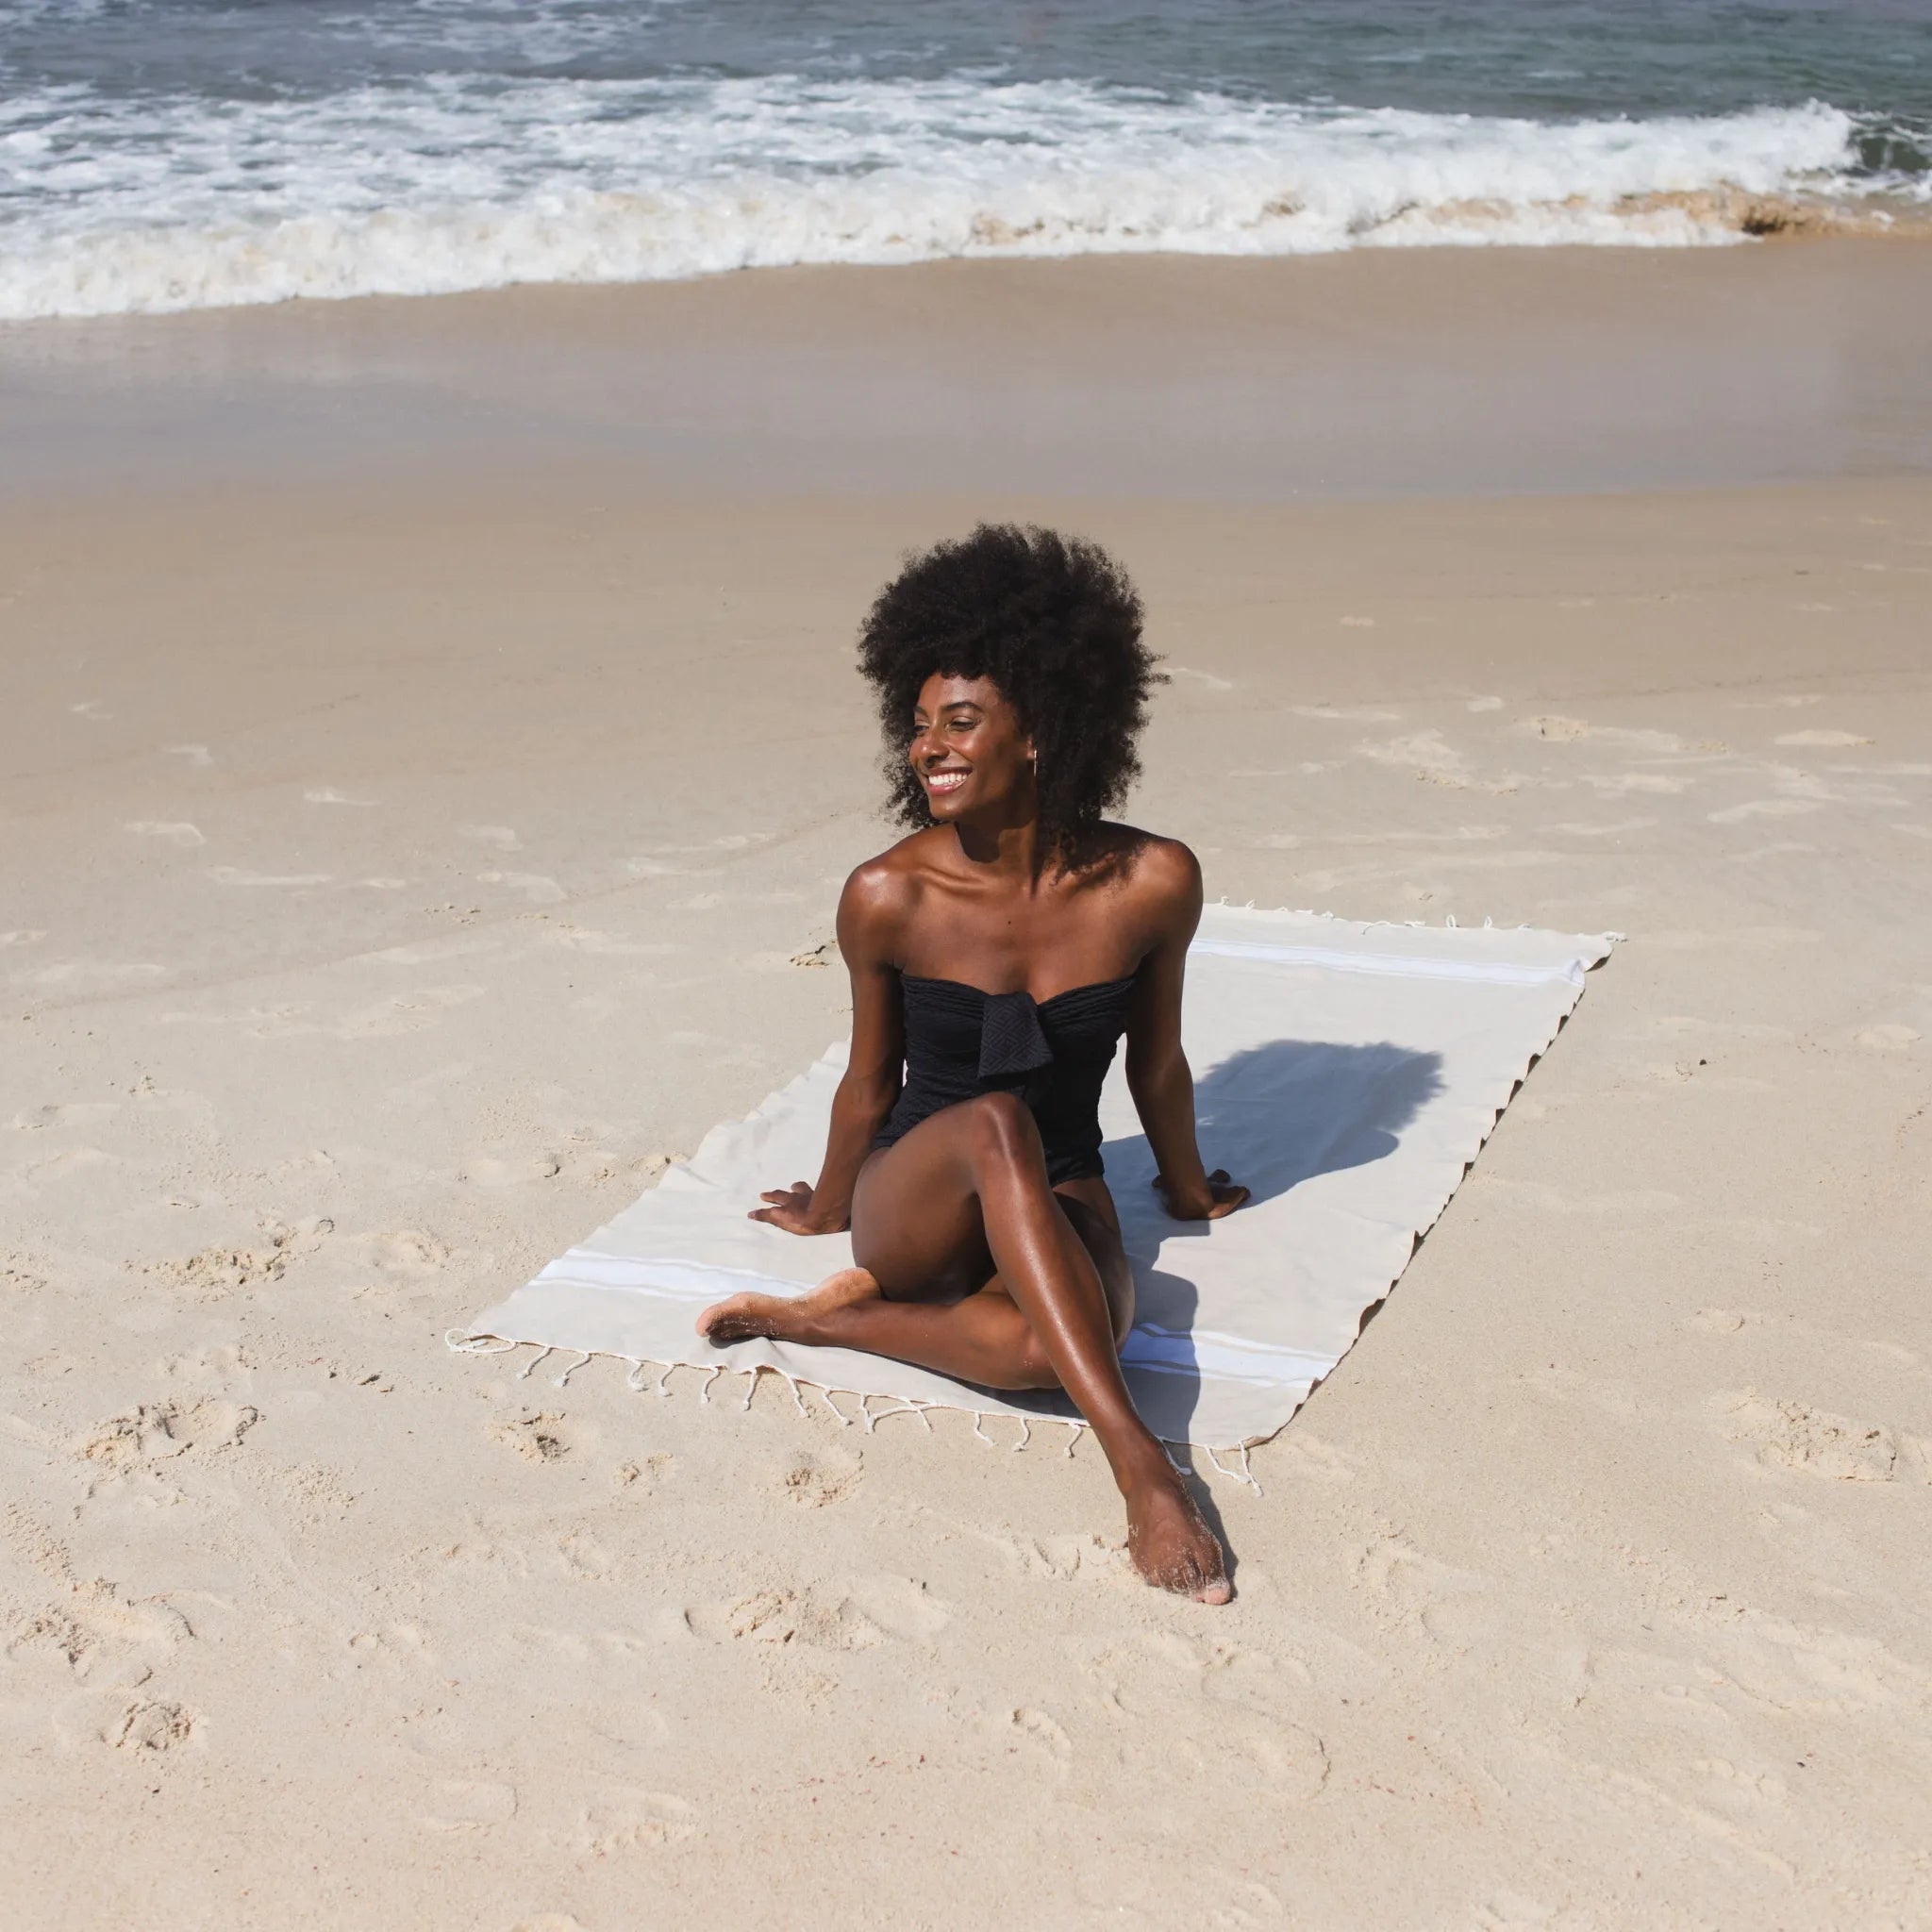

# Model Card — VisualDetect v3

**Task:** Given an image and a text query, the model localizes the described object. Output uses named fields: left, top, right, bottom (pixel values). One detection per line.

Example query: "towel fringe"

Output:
left=441, top=1334, right=1272, bottom=1491
left=444, top=1329, right=520, bottom=1356
left=861, top=1395, right=934, bottom=1431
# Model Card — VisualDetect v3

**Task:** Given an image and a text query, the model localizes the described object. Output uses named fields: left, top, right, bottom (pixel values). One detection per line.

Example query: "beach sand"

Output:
left=3, top=242, right=1930, bottom=1926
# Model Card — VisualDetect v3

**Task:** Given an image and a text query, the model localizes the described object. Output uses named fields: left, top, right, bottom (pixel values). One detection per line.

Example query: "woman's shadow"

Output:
left=996, top=1040, right=1443, bottom=1556
left=1091, top=1039, right=1445, bottom=1554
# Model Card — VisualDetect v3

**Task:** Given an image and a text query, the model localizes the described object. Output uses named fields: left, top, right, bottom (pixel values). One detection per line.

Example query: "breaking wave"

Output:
left=0, top=76, right=1919, bottom=321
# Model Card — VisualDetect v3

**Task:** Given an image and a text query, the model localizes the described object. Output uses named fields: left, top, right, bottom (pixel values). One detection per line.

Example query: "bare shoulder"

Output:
left=837, top=829, right=944, bottom=955
left=1096, top=824, right=1203, bottom=916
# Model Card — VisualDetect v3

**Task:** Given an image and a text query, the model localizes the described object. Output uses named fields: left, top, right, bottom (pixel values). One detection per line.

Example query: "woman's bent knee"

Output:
left=996, top=1335, right=1060, bottom=1391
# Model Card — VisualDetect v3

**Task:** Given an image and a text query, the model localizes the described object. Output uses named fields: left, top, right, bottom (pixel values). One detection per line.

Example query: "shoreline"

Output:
left=6, top=238, right=1930, bottom=503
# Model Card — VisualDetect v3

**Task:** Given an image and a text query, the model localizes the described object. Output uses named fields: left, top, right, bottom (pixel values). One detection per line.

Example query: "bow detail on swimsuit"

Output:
left=976, top=990, right=1056, bottom=1085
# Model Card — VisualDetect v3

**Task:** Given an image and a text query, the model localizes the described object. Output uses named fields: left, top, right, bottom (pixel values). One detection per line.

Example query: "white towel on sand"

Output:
left=450, top=906, right=1616, bottom=1457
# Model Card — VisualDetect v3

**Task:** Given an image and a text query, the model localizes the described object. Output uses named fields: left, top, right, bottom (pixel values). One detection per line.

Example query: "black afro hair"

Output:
left=856, top=524, right=1163, bottom=863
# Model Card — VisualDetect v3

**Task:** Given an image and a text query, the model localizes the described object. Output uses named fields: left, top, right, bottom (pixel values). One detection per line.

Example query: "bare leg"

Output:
left=699, top=1092, right=1228, bottom=1603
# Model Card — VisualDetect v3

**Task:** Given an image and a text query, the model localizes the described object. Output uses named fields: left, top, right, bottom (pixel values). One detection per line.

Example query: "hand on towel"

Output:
left=749, top=1180, right=849, bottom=1236
left=1153, top=1168, right=1249, bottom=1221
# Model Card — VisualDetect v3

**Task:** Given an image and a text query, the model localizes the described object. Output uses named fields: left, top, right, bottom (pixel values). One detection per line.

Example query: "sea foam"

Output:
left=0, top=77, right=1902, bottom=320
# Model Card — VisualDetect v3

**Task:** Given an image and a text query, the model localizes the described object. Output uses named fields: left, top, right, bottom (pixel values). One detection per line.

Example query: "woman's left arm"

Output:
left=1124, top=842, right=1249, bottom=1222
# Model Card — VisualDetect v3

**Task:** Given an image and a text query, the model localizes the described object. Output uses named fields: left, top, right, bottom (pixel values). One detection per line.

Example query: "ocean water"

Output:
left=1, top=1, right=1927, bottom=321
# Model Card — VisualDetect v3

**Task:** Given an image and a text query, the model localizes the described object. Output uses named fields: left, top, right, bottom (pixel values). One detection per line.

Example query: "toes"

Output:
left=697, top=1296, right=749, bottom=1339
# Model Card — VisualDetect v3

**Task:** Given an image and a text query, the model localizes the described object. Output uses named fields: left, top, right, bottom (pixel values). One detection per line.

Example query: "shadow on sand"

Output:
left=1002, top=1039, right=1448, bottom=1555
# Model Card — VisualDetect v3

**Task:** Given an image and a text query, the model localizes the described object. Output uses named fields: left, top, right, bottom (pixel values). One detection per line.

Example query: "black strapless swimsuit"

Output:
left=872, top=972, right=1138, bottom=1185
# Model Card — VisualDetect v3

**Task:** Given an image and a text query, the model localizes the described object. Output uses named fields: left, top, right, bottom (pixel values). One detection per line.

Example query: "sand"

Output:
left=3, top=245, right=1930, bottom=1927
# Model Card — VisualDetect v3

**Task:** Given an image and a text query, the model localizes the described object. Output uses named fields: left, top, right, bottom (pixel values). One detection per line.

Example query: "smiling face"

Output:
left=909, top=672, right=1036, bottom=823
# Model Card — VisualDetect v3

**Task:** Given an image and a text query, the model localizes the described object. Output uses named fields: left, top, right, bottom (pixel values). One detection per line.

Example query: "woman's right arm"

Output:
left=749, top=862, right=906, bottom=1235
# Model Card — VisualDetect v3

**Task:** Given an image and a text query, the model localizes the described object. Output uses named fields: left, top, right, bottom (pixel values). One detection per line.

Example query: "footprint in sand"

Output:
left=920, top=1505, right=1120, bottom=1585
left=1085, top=1630, right=1329, bottom=1797
left=440, top=1531, right=533, bottom=1581
left=1354, top=1533, right=1495, bottom=1645
left=1673, top=1600, right=1926, bottom=1722
left=459, top=1151, right=564, bottom=1187
left=557, top=1531, right=614, bottom=1582
left=153, top=1337, right=253, bottom=1383
left=139, top=1217, right=332, bottom=1300
left=775, top=1445, right=863, bottom=1508
left=8, top=1572, right=198, bottom=1750
left=567, top=1790, right=697, bottom=1857
left=278, top=1462, right=358, bottom=1525
left=364, top=1228, right=454, bottom=1280
left=682, top=1584, right=891, bottom=1652
left=1718, top=1391, right=1924, bottom=1482
left=842, top=1574, right=952, bottom=1640
left=105, top=1698, right=199, bottom=1754
left=490, top=1410, right=585, bottom=1464
left=75, top=1396, right=259, bottom=1474
left=613, top=1452, right=675, bottom=1492
left=950, top=1702, right=1075, bottom=1779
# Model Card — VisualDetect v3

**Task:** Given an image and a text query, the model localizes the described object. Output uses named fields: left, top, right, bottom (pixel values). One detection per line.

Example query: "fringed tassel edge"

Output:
left=443, top=1328, right=1267, bottom=1490
left=1210, top=898, right=1624, bottom=947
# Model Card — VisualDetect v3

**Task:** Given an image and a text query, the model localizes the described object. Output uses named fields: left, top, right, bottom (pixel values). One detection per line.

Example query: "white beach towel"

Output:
left=449, top=906, right=1616, bottom=1465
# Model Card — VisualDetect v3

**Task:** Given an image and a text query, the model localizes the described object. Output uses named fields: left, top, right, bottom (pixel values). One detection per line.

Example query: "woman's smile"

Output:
left=924, top=766, right=970, bottom=794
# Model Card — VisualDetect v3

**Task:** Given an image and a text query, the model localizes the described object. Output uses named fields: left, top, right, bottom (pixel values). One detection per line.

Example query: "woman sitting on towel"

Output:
left=698, top=525, right=1247, bottom=1605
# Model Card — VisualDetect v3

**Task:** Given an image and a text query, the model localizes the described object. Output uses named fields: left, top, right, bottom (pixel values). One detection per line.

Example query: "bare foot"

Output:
left=1124, top=1470, right=1232, bottom=1605
left=696, top=1267, right=880, bottom=1345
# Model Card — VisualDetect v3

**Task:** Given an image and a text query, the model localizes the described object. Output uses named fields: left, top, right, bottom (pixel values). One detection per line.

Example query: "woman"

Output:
left=697, top=525, right=1247, bottom=1605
